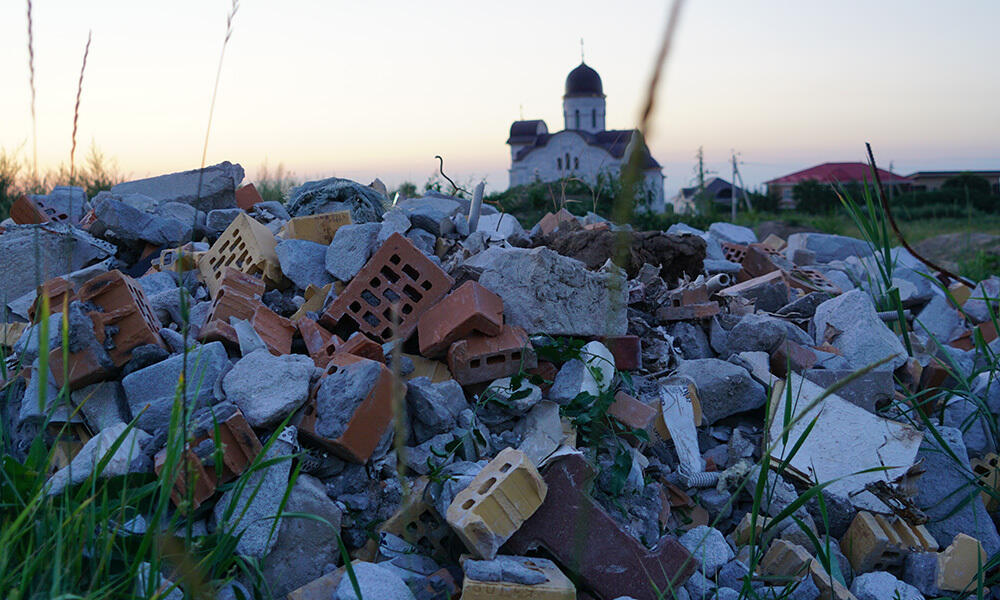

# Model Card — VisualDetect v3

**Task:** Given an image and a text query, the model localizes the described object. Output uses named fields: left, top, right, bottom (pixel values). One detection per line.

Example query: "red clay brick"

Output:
left=417, top=281, right=504, bottom=357
left=720, top=242, right=747, bottom=264
left=29, top=277, right=76, bottom=322
left=250, top=304, right=295, bottom=355
left=154, top=447, right=217, bottom=511
left=190, top=404, right=262, bottom=483
left=320, top=233, right=454, bottom=344
left=447, top=325, right=536, bottom=386
left=536, top=208, right=577, bottom=236
left=49, top=344, right=113, bottom=390
left=235, top=183, right=263, bottom=211
left=339, top=333, right=385, bottom=363
left=505, top=453, right=695, bottom=599
left=741, top=243, right=781, bottom=279
left=608, top=390, right=658, bottom=435
left=770, top=340, right=818, bottom=377
left=598, top=335, right=642, bottom=371
left=77, top=270, right=165, bottom=367
left=10, top=195, right=50, bottom=225
left=298, top=353, right=395, bottom=463
left=298, top=317, right=341, bottom=368
left=197, top=319, right=240, bottom=350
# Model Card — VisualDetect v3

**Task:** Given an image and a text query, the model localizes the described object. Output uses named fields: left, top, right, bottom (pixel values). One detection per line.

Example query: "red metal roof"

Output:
left=765, top=162, right=911, bottom=186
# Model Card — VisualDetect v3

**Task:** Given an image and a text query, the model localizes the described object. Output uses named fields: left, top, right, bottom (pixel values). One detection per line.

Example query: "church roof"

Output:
left=565, top=62, right=604, bottom=97
left=511, top=129, right=661, bottom=170
left=506, top=120, right=549, bottom=144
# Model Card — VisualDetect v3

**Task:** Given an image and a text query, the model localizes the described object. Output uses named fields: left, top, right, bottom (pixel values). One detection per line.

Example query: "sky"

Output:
left=1, top=0, right=998, bottom=199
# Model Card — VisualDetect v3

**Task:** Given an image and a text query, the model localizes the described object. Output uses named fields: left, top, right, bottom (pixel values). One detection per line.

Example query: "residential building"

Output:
left=765, top=162, right=910, bottom=208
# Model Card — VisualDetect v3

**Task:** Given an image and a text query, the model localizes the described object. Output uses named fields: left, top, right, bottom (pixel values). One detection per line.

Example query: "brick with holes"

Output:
left=418, top=280, right=504, bottom=358
left=297, top=317, right=340, bottom=368
left=198, top=212, right=284, bottom=298
left=840, top=511, right=937, bottom=574
left=339, top=333, right=385, bottom=362
left=505, top=453, right=695, bottom=599
left=379, top=478, right=460, bottom=563
left=786, top=266, right=842, bottom=295
left=720, top=241, right=747, bottom=264
left=972, top=453, right=1000, bottom=511
left=319, top=232, right=454, bottom=343
left=10, top=195, right=51, bottom=224
left=29, top=277, right=77, bottom=322
left=446, top=325, right=536, bottom=386
left=76, top=270, right=165, bottom=367
left=297, top=353, right=394, bottom=463
left=446, top=448, right=547, bottom=559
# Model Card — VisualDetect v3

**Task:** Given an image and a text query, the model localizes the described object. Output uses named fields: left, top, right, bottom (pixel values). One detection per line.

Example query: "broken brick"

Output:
left=196, top=319, right=240, bottom=350
left=297, top=353, right=394, bottom=463
left=234, top=183, right=263, bottom=211
left=49, top=344, right=114, bottom=390
left=338, top=333, right=385, bottom=363
left=77, top=270, right=165, bottom=367
left=297, top=317, right=340, bottom=368
left=948, top=281, right=973, bottom=307
left=10, top=195, right=51, bottom=224
left=718, top=270, right=788, bottom=300
left=290, top=282, right=332, bottom=321
left=418, top=280, right=504, bottom=357
left=936, top=533, right=987, bottom=592
left=769, top=340, right=818, bottom=377
left=759, top=539, right=855, bottom=600
left=155, top=243, right=204, bottom=275
left=720, top=241, right=747, bottom=264
left=320, top=232, right=454, bottom=344
left=198, top=212, right=284, bottom=298
left=446, top=325, right=536, bottom=386
left=840, top=511, right=937, bottom=574
left=29, top=277, right=77, bottom=322
left=189, top=404, right=263, bottom=483
left=971, top=453, right=1000, bottom=511
left=608, top=390, right=657, bottom=438
left=741, top=243, right=782, bottom=279
left=379, top=478, right=459, bottom=563
left=597, top=334, right=642, bottom=371
left=446, top=447, right=547, bottom=559
left=461, top=556, right=575, bottom=599
left=536, top=208, right=577, bottom=236
left=506, top=453, right=695, bottom=599
left=786, top=267, right=842, bottom=295
left=153, top=447, right=217, bottom=511
left=283, top=211, right=353, bottom=245
left=949, top=320, right=998, bottom=351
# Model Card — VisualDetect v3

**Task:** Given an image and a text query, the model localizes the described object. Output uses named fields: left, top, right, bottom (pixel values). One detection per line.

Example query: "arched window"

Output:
left=574, top=110, right=580, bottom=129
left=557, top=158, right=562, bottom=170
left=591, top=109, right=596, bottom=128
left=574, top=157, right=579, bottom=169
left=565, top=153, right=570, bottom=171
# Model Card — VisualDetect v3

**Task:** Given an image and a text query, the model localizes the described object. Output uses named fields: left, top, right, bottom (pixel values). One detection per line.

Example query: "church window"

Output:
left=591, top=109, right=596, bottom=128
left=574, top=110, right=580, bottom=129
left=565, top=153, right=571, bottom=170
left=574, top=157, right=579, bottom=169
left=557, top=158, right=562, bottom=170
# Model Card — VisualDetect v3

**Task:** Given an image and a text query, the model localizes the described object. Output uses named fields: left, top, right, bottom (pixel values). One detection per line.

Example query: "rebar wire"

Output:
left=70, top=31, right=93, bottom=184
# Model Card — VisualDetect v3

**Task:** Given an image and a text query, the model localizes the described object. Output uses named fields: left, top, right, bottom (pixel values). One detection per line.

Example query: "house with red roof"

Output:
left=765, top=162, right=911, bottom=208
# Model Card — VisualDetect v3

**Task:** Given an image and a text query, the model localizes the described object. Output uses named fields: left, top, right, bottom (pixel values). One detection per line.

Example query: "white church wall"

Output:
left=562, top=96, right=606, bottom=133
left=518, top=131, right=622, bottom=188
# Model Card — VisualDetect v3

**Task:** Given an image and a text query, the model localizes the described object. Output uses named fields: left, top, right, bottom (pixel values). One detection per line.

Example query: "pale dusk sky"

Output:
left=1, top=1, right=998, bottom=197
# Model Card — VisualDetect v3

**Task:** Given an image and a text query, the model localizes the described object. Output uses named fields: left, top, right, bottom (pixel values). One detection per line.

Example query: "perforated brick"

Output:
left=506, top=453, right=695, bottom=599
left=10, top=195, right=53, bottom=224
left=297, top=353, right=394, bottom=463
left=29, top=277, right=76, bottom=322
left=787, top=267, right=842, bottom=295
left=446, top=448, right=546, bottom=559
left=320, top=232, right=454, bottom=343
left=339, top=333, right=385, bottom=362
left=720, top=241, right=747, bottom=264
left=971, top=453, right=1000, bottom=511
left=379, top=478, right=459, bottom=563
left=283, top=211, right=353, bottom=245
left=418, top=280, right=504, bottom=357
left=840, top=511, right=937, bottom=573
left=77, top=270, right=165, bottom=367
left=446, top=325, right=536, bottom=386
left=198, top=212, right=283, bottom=297
left=298, top=317, right=340, bottom=368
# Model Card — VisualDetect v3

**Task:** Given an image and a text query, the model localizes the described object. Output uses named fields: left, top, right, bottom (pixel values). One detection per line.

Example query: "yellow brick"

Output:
left=379, top=478, right=454, bottom=563
left=937, top=533, right=987, bottom=592
left=840, top=511, right=937, bottom=573
left=290, top=283, right=332, bottom=322
left=198, top=212, right=284, bottom=298
left=759, top=539, right=856, bottom=600
left=461, top=556, right=575, bottom=600
left=400, top=352, right=454, bottom=383
left=446, top=448, right=547, bottom=559
left=283, top=211, right=353, bottom=245
left=0, top=322, right=28, bottom=347
left=971, top=453, right=1000, bottom=511
left=733, top=511, right=773, bottom=547
left=949, top=281, right=973, bottom=307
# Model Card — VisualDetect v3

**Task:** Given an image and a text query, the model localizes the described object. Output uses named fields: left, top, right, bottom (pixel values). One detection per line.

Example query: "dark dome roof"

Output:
left=564, top=62, right=604, bottom=97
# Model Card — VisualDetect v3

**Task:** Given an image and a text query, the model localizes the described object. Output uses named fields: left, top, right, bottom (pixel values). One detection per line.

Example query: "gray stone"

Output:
left=942, top=394, right=995, bottom=457
left=850, top=571, right=924, bottom=600
left=27, top=186, right=89, bottom=224
left=472, top=246, right=627, bottom=336
left=725, top=313, right=796, bottom=354
left=801, top=369, right=893, bottom=414
left=72, top=381, right=129, bottom=431
left=378, top=209, right=411, bottom=244
left=547, top=359, right=588, bottom=404
left=137, top=271, right=178, bottom=298
left=45, top=423, right=150, bottom=495
left=915, top=425, right=1000, bottom=555
left=791, top=247, right=816, bottom=266
left=901, top=552, right=940, bottom=597
left=13, top=313, right=64, bottom=365
left=703, top=258, right=743, bottom=275
left=205, top=208, right=243, bottom=232
left=154, top=201, right=197, bottom=227
left=669, top=322, right=713, bottom=359
left=111, top=161, right=244, bottom=212
left=147, top=289, right=183, bottom=325
left=325, top=223, right=381, bottom=282
left=776, top=292, right=835, bottom=320
left=222, top=349, right=314, bottom=429
left=717, top=559, right=750, bottom=591
left=405, top=227, right=436, bottom=255
left=964, top=276, right=1000, bottom=324
left=396, top=195, right=461, bottom=236
left=786, top=233, right=874, bottom=264
left=0, top=223, right=115, bottom=301
left=914, top=293, right=965, bottom=343
left=255, top=200, right=290, bottom=221
left=20, top=359, right=66, bottom=426
left=682, top=570, right=716, bottom=599
left=406, top=377, right=468, bottom=444
left=275, top=239, right=333, bottom=289
left=484, top=376, right=542, bottom=415
left=675, top=359, right=766, bottom=424
left=314, top=359, right=383, bottom=440
left=230, top=317, right=266, bottom=356
left=428, top=460, right=485, bottom=518
left=714, top=588, right=741, bottom=600
left=972, top=372, right=1000, bottom=415
left=285, top=177, right=386, bottom=223
left=708, top=222, right=757, bottom=245
left=214, top=429, right=295, bottom=559
left=260, top=473, right=343, bottom=597
left=476, top=213, right=527, bottom=243
left=91, top=192, right=190, bottom=246
left=334, top=561, right=416, bottom=600
left=813, top=289, right=907, bottom=371
left=678, top=525, right=734, bottom=576
left=464, top=555, right=549, bottom=584
left=122, top=341, right=230, bottom=434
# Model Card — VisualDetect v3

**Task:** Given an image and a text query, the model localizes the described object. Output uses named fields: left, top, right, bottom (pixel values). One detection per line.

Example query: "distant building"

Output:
left=907, top=170, right=1000, bottom=193
left=765, top=162, right=910, bottom=208
left=670, top=176, right=746, bottom=214
left=507, top=62, right=666, bottom=212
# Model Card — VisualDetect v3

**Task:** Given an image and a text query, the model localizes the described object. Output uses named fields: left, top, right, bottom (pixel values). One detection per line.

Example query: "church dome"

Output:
left=564, top=62, right=604, bottom=97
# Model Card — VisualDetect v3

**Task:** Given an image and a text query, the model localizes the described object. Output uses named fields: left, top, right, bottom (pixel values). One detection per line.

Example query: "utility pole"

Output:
left=731, top=151, right=753, bottom=212
left=696, top=146, right=706, bottom=213
left=731, top=151, right=738, bottom=221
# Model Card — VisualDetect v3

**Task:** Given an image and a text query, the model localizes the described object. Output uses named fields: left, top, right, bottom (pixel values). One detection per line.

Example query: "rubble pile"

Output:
left=3, top=162, right=1000, bottom=600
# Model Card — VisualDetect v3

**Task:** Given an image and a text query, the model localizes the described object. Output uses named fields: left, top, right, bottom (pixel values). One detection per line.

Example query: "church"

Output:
left=506, top=61, right=666, bottom=213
